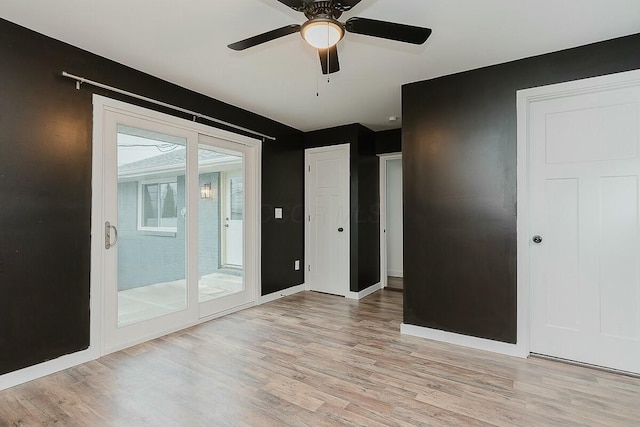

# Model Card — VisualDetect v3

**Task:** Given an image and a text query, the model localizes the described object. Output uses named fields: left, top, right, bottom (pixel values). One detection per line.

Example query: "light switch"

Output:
left=294, top=260, right=300, bottom=270
left=275, top=207, right=283, bottom=219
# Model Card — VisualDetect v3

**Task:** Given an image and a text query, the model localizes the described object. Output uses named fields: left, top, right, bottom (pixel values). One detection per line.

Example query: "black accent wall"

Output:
left=305, top=124, right=380, bottom=292
left=402, top=33, right=640, bottom=343
left=375, top=128, right=401, bottom=154
left=0, top=18, right=304, bottom=375
left=261, top=136, right=305, bottom=295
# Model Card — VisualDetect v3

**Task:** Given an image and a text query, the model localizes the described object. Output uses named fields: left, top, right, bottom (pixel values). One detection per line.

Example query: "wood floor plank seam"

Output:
left=1, top=290, right=640, bottom=426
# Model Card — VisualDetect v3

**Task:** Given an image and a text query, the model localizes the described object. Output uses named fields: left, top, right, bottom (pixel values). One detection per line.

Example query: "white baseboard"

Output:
left=1, top=299, right=259, bottom=391
left=0, top=347, right=100, bottom=392
left=387, top=271, right=403, bottom=278
left=346, top=282, right=382, bottom=300
left=400, top=323, right=528, bottom=359
left=260, top=284, right=306, bottom=304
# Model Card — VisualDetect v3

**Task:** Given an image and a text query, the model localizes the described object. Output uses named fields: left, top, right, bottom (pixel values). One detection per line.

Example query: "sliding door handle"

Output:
left=105, top=221, right=118, bottom=250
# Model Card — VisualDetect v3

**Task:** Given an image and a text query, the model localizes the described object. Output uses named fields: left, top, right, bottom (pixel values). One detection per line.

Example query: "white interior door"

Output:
left=223, top=170, right=243, bottom=267
left=529, top=80, right=640, bottom=374
left=306, top=144, right=350, bottom=296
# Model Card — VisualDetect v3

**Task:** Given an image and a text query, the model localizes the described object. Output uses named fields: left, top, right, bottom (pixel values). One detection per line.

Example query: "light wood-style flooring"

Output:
left=1, top=290, right=640, bottom=426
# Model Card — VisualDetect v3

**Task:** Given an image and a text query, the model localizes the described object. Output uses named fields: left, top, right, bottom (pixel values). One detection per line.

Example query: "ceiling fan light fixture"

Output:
left=301, top=18, right=344, bottom=49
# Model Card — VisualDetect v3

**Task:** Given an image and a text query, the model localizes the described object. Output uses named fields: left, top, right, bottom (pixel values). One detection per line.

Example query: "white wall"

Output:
left=386, top=159, right=403, bottom=277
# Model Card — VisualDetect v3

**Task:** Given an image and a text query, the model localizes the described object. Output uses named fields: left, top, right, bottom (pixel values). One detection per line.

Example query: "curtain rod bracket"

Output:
left=61, top=71, right=276, bottom=141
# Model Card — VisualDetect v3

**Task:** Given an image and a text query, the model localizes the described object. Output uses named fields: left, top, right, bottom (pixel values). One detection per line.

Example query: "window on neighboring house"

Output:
left=139, top=180, right=178, bottom=231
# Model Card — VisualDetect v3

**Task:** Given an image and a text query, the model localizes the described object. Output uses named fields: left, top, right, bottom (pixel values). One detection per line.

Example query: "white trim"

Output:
left=260, top=284, right=306, bottom=304
left=387, top=270, right=404, bottom=278
left=515, top=68, right=640, bottom=363
left=346, top=282, right=382, bottom=300
left=305, top=143, right=351, bottom=297
left=516, top=82, right=532, bottom=360
left=400, top=323, right=527, bottom=358
left=378, top=152, right=402, bottom=289
left=0, top=348, right=99, bottom=392
left=94, top=95, right=260, bottom=147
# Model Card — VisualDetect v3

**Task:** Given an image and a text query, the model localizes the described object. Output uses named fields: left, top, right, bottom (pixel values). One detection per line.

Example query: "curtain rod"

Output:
left=61, top=71, right=276, bottom=141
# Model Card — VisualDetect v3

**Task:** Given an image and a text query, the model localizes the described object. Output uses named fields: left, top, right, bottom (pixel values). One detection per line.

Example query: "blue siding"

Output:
left=117, top=172, right=220, bottom=290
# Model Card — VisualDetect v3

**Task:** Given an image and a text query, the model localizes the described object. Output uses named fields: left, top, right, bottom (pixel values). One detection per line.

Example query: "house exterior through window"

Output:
left=139, top=179, right=178, bottom=231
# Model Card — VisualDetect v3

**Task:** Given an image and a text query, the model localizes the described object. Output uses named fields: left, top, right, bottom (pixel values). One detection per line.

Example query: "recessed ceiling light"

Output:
left=388, top=116, right=399, bottom=122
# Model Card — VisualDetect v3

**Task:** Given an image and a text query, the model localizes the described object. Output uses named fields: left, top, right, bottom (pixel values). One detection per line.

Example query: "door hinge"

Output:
left=308, top=265, right=311, bottom=272
left=308, top=215, right=311, bottom=222
left=308, top=165, right=311, bottom=172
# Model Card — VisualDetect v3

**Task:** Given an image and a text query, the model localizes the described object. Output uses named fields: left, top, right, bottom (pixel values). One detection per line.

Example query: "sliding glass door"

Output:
left=198, top=134, right=256, bottom=318
left=98, top=99, right=258, bottom=354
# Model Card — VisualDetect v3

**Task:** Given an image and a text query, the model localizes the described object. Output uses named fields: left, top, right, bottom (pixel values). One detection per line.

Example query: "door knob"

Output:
left=532, top=235, right=543, bottom=244
left=338, top=227, right=344, bottom=232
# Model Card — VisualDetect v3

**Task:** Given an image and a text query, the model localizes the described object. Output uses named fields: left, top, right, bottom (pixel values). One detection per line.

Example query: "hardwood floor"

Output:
left=1, top=290, right=640, bottom=426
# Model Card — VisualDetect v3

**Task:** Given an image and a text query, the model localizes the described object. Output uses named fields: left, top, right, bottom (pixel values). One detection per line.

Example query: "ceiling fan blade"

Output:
left=319, top=46, right=340, bottom=75
left=275, top=0, right=306, bottom=11
left=228, top=24, right=301, bottom=51
left=345, top=17, right=432, bottom=45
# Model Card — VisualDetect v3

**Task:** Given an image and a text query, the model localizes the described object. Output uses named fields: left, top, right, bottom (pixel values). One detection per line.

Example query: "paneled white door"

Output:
left=306, top=144, right=350, bottom=296
left=529, top=79, right=640, bottom=373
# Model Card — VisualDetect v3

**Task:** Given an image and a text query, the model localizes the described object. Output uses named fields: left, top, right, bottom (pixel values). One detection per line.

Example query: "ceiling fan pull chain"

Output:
left=327, top=27, right=331, bottom=83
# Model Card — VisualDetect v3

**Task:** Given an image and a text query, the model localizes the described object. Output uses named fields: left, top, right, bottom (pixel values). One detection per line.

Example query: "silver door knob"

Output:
left=532, top=235, right=542, bottom=244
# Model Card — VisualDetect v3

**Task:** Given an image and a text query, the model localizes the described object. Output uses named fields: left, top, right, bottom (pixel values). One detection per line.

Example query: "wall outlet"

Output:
left=294, top=260, right=300, bottom=270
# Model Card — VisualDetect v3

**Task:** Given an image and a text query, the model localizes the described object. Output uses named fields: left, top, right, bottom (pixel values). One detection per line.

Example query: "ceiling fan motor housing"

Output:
left=303, top=1, right=346, bottom=19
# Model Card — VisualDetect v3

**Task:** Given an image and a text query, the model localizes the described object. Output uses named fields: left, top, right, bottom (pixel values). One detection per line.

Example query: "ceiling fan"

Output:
left=228, top=0, right=432, bottom=75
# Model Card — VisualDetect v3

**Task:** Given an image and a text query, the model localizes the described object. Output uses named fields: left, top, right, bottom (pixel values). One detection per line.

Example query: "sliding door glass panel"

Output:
left=197, top=144, right=244, bottom=303
left=116, top=124, right=187, bottom=325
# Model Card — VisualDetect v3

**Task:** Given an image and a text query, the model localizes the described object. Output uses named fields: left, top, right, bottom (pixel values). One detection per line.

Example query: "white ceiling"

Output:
left=2, top=0, right=640, bottom=131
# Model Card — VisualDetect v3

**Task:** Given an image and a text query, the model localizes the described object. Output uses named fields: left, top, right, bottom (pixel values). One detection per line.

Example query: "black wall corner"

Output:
left=261, top=133, right=305, bottom=296
left=375, top=128, right=402, bottom=154
left=402, top=32, right=640, bottom=344
left=304, top=124, right=380, bottom=293
left=356, top=125, right=380, bottom=292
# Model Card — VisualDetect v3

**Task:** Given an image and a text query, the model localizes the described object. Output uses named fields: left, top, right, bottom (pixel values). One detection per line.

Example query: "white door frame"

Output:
left=92, top=95, right=262, bottom=355
left=516, top=68, right=640, bottom=360
left=304, top=143, right=350, bottom=296
left=378, top=152, right=402, bottom=289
